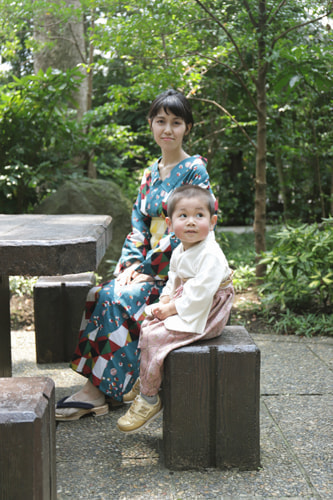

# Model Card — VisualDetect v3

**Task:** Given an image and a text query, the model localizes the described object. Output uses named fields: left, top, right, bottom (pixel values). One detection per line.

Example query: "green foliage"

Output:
left=9, top=276, right=37, bottom=296
left=217, top=225, right=332, bottom=336
left=0, top=0, right=332, bottom=224
left=0, top=68, right=86, bottom=211
left=216, top=229, right=279, bottom=291
left=0, top=67, right=147, bottom=210
left=266, top=309, right=333, bottom=337
left=259, top=219, right=333, bottom=313
left=216, top=230, right=256, bottom=291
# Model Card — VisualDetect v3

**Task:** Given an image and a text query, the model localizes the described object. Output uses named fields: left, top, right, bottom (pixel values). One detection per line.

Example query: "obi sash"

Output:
left=150, top=216, right=167, bottom=249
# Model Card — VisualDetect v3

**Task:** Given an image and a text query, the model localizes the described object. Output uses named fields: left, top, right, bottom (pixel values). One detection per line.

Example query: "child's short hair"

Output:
left=167, top=185, right=215, bottom=218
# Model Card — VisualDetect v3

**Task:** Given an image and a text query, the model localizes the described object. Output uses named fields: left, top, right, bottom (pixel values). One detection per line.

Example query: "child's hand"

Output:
left=152, top=301, right=177, bottom=320
left=159, top=295, right=171, bottom=304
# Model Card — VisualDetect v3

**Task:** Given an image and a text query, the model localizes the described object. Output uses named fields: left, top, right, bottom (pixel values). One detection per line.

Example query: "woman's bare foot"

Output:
left=55, top=380, right=107, bottom=421
left=71, top=379, right=104, bottom=403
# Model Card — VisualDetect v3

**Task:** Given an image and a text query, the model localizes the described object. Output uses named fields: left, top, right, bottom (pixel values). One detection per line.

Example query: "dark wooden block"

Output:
left=163, top=325, right=260, bottom=470
left=0, top=377, right=56, bottom=500
left=0, top=274, right=11, bottom=377
left=34, top=272, right=96, bottom=363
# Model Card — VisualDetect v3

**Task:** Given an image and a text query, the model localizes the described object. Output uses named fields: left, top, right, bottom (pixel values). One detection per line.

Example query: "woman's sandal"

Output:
left=55, top=395, right=109, bottom=421
left=106, top=397, right=124, bottom=409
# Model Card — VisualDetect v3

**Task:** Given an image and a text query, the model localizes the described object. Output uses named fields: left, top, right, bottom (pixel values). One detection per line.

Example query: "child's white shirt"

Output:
left=159, top=231, right=232, bottom=334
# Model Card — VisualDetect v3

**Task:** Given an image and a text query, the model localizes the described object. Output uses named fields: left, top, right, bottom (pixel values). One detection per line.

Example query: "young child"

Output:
left=117, top=185, right=234, bottom=433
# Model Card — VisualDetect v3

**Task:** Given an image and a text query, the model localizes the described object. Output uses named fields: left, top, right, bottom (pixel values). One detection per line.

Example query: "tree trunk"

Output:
left=254, top=0, right=267, bottom=279
left=275, top=151, right=289, bottom=222
left=86, top=9, right=96, bottom=179
left=311, top=112, right=326, bottom=219
left=33, top=0, right=88, bottom=120
left=331, top=166, right=333, bottom=217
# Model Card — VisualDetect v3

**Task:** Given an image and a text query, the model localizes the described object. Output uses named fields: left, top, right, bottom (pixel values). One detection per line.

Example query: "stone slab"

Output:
left=0, top=214, right=112, bottom=275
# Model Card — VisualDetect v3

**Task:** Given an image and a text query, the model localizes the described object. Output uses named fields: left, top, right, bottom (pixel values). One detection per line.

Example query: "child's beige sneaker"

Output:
left=123, top=378, right=140, bottom=403
left=117, top=395, right=162, bottom=433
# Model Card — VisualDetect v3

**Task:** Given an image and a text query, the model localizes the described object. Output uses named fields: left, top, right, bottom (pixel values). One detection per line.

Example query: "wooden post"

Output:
left=0, top=377, right=57, bottom=499
left=0, top=274, right=11, bottom=377
left=163, top=326, right=261, bottom=470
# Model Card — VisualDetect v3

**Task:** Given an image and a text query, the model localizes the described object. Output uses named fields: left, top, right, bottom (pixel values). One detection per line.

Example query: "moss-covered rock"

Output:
left=34, top=179, right=133, bottom=280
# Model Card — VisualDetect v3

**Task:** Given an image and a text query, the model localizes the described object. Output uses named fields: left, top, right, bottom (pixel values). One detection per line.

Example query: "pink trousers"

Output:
left=139, top=285, right=235, bottom=396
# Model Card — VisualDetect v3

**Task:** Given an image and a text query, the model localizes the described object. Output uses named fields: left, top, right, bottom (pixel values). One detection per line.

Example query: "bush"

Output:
left=0, top=68, right=85, bottom=212
left=216, top=229, right=276, bottom=292
left=266, top=309, right=333, bottom=337
left=217, top=224, right=332, bottom=337
left=259, top=219, right=333, bottom=313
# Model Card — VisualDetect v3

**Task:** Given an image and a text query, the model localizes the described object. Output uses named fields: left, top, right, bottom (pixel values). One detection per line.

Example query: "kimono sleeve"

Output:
left=115, top=168, right=152, bottom=274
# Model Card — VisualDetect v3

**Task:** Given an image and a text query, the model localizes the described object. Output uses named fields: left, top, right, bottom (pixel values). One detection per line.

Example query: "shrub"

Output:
left=259, top=218, right=333, bottom=314
left=267, top=309, right=333, bottom=337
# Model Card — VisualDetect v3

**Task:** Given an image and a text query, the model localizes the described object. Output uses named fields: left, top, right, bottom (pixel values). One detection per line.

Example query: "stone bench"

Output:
left=163, top=325, right=260, bottom=470
left=0, top=377, right=56, bottom=500
left=34, top=272, right=96, bottom=363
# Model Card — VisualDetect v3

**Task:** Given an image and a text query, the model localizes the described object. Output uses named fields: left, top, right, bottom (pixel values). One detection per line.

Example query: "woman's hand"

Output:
left=131, top=272, right=155, bottom=284
left=116, top=262, right=154, bottom=286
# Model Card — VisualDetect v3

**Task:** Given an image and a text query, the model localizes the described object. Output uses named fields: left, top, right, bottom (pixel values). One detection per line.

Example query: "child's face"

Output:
left=149, top=108, right=191, bottom=153
left=166, top=196, right=217, bottom=250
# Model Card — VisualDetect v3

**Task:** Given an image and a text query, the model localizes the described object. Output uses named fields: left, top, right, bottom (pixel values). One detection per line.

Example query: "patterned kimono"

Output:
left=70, top=155, right=213, bottom=401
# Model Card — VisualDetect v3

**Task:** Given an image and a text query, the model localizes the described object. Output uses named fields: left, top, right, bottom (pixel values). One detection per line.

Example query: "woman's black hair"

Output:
left=148, top=89, right=194, bottom=128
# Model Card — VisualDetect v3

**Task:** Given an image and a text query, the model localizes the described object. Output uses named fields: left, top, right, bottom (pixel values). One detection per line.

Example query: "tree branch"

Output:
left=190, top=96, right=257, bottom=150
left=242, top=0, right=258, bottom=27
left=193, top=0, right=249, bottom=72
left=266, top=0, right=287, bottom=25
left=271, top=11, right=333, bottom=49
left=195, top=52, right=259, bottom=112
left=190, top=126, right=227, bottom=146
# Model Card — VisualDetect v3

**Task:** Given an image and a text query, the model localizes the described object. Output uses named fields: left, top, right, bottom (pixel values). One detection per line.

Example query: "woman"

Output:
left=56, top=89, right=215, bottom=421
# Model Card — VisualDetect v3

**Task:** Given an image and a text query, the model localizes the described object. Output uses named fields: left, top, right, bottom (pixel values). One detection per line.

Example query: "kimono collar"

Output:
left=151, top=155, right=204, bottom=186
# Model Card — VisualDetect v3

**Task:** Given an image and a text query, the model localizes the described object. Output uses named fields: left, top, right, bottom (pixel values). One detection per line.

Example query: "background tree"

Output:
left=0, top=0, right=332, bottom=249
left=97, top=0, right=332, bottom=276
left=33, top=0, right=88, bottom=119
left=191, top=0, right=333, bottom=276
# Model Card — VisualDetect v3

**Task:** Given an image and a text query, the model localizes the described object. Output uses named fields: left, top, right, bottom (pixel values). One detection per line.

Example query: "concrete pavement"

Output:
left=11, top=328, right=332, bottom=499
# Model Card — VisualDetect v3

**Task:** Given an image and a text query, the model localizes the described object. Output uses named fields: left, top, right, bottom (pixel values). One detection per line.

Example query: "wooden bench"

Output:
left=163, top=325, right=260, bottom=470
left=34, top=272, right=96, bottom=363
left=0, top=377, right=56, bottom=500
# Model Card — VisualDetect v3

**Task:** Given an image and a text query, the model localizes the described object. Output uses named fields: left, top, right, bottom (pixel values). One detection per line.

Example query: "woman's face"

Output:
left=149, top=108, right=191, bottom=153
